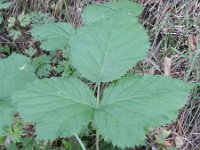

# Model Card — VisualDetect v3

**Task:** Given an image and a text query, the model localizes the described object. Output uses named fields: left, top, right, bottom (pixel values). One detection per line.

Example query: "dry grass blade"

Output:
left=163, top=56, right=172, bottom=76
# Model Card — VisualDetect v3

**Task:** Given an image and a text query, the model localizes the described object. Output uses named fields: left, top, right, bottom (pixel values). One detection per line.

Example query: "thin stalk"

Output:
left=96, top=83, right=100, bottom=108
left=96, top=83, right=100, bottom=150
left=96, top=131, right=99, bottom=150
left=62, top=61, right=70, bottom=77
left=74, top=133, right=86, bottom=150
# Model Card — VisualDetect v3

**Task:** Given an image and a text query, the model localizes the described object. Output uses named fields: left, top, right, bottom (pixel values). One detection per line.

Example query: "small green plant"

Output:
left=30, top=11, right=54, bottom=27
left=0, top=0, right=13, bottom=9
left=7, top=12, right=32, bottom=40
left=3, top=117, right=24, bottom=144
left=0, top=45, right=10, bottom=54
left=0, top=0, right=194, bottom=149
left=17, top=12, right=31, bottom=27
left=6, top=12, right=50, bottom=41
left=32, top=55, right=52, bottom=78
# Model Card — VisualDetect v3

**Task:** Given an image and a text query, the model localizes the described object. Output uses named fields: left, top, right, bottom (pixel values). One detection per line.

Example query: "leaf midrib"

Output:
left=27, top=90, right=94, bottom=107
left=101, top=88, right=187, bottom=106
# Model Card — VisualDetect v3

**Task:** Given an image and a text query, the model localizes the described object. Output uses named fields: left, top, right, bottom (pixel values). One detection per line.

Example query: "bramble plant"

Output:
left=0, top=0, right=194, bottom=149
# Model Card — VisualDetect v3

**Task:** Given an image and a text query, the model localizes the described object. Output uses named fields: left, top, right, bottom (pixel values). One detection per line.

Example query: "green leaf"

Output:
left=82, top=0, right=143, bottom=24
left=7, top=124, right=23, bottom=143
left=37, top=64, right=51, bottom=78
left=9, top=29, right=21, bottom=40
left=25, top=47, right=36, bottom=57
left=161, top=128, right=171, bottom=139
left=30, top=11, right=53, bottom=27
left=30, top=23, right=75, bottom=51
left=0, top=100, right=15, bottom=134
left=32, top=55, right=51, bottom=67
left=21, top=138, right=40, bottom=149
left=13, top=77, right=95, bottom=140
left=18, top=13, right=31, bottom=27
left=95, top=75, right=193, bottom=148
left=70, top=12, right=149, bottom=82
left=55, top=61, right=67, bottom=74
left=0, top=135, right=7, bottom=144
left=8, top=17, right=16, bottom=28
left=0, top=0, right=13, bottom=9
left=0, top=54, right=35, bottom=134
left=32, top=55, right=52, bottom=77
left=0, top=54, right=35, bottom=100
left=0, top=45, right=10, bottom=54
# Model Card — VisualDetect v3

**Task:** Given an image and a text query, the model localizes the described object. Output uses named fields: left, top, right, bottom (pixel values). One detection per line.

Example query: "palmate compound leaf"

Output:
left=13, top=77, right=95, bottom=140
left=70, top=12, right=150, bottom=82
left=30, top=23, right=75, bottom=51
left=95, top=75, right=193, bottom=148
left=0, top=54, right=35, bottom=134
left=82, top=0, right=143, bottom=24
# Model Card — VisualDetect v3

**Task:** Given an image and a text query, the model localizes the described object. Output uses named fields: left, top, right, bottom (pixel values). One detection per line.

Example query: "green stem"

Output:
left=62, top=61, right=70, bottom=77
left=96, top=83, right=100, bottom=150
left=74, top=133, right=86, bottom=150
left=96, top=131, right=99, bottom=150
left=96, top=83, right=100, bottom=108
